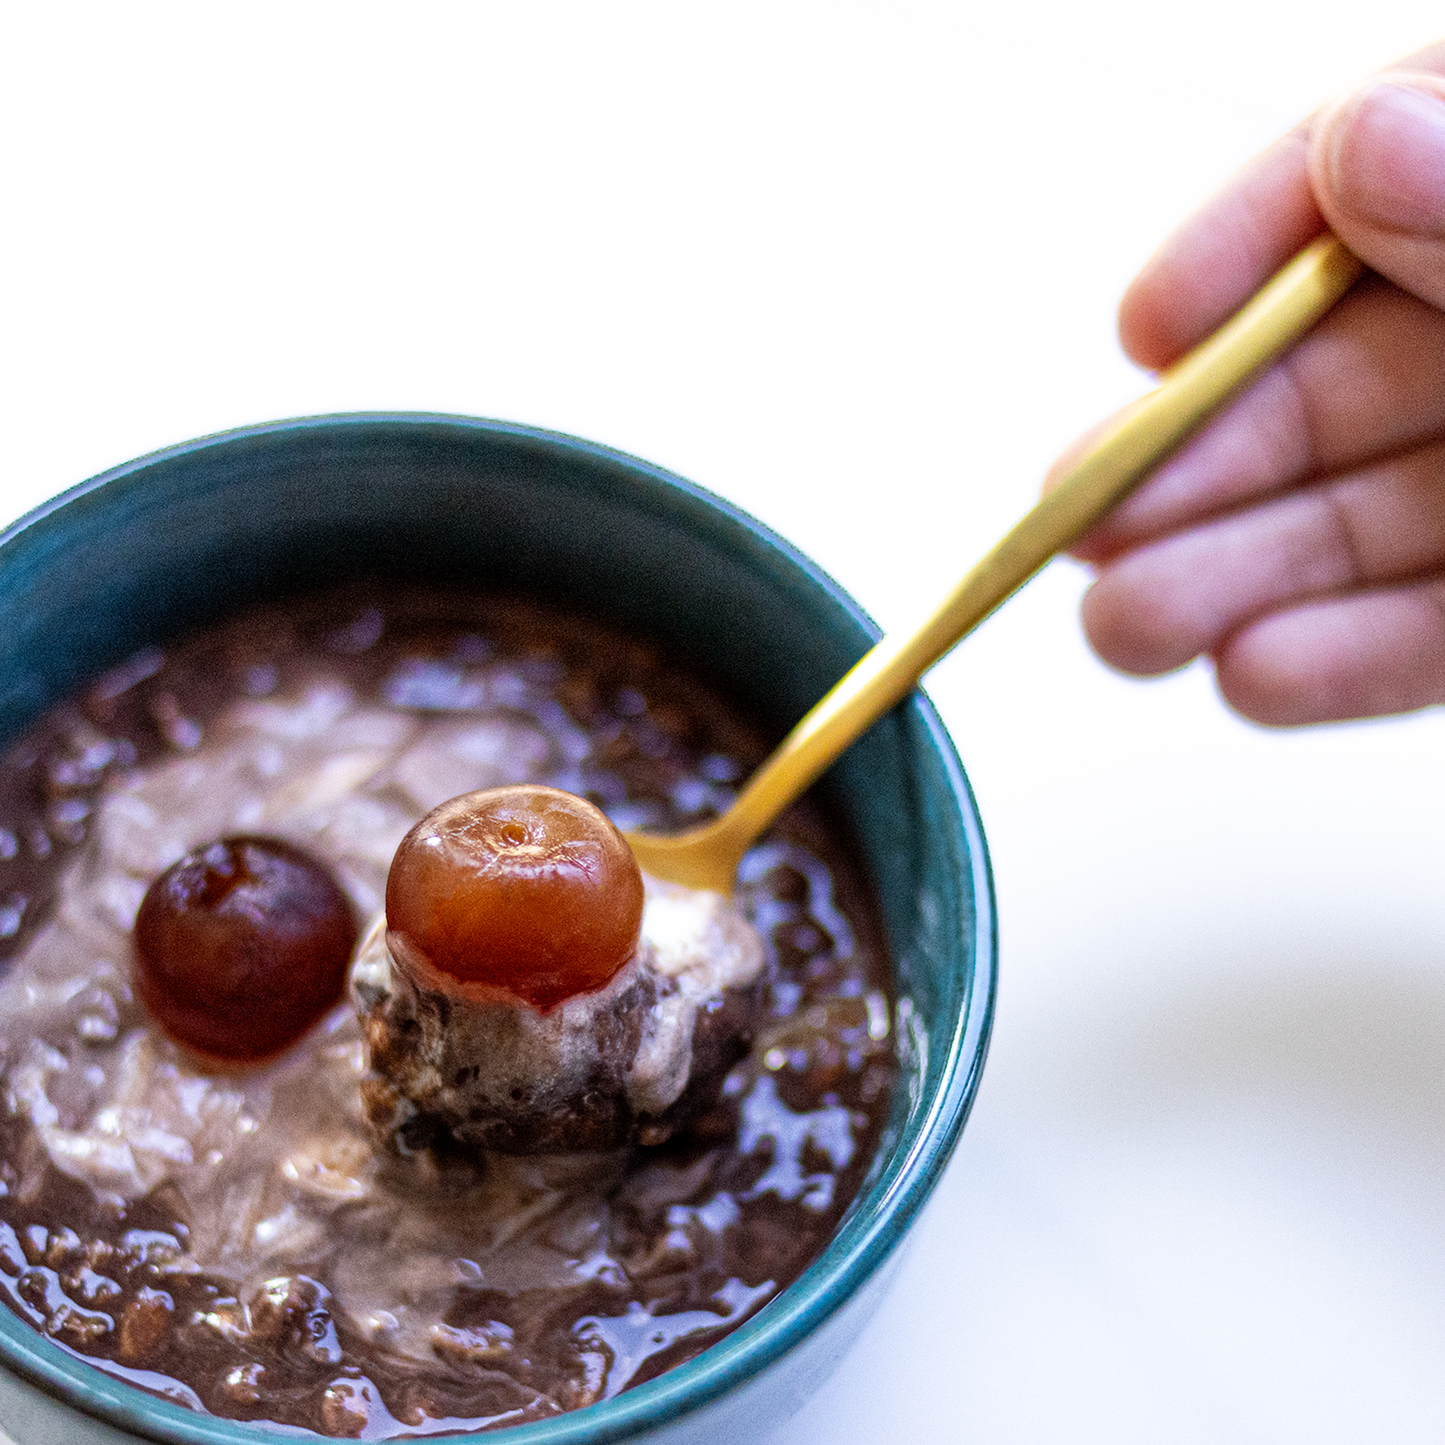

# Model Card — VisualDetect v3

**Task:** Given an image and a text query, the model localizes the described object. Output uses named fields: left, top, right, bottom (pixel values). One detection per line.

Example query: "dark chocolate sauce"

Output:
left=0, top=592, right=896, bottom=1438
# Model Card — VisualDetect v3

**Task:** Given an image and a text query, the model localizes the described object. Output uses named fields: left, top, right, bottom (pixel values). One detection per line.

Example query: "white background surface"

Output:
left=3, top=4, right=1445, bottom=1442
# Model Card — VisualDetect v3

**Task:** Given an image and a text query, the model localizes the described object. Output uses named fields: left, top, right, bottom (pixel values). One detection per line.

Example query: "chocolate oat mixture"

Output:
left=0, top=591, right=896, bottom=1439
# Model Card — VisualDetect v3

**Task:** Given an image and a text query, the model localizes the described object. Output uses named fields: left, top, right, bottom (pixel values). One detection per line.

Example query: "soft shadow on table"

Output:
left=1057, top=937, right=1445, bottom=1169
left=774, top=935, right=1445, bottom=1445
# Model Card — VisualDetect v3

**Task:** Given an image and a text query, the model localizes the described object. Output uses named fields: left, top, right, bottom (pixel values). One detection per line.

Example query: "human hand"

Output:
left=1058, top=43, right=1445, bottom=725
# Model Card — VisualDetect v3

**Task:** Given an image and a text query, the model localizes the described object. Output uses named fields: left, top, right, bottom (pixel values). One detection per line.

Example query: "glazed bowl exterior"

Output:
left=0, top=415, right=995, bottom=1445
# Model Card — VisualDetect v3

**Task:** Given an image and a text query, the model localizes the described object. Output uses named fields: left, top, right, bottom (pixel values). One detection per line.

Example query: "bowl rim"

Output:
left=0, top=413, right=997, bottom=1444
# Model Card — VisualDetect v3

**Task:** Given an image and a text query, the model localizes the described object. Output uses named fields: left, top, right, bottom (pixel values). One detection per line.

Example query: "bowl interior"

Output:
left=0, top=415, right=995, bottom=1444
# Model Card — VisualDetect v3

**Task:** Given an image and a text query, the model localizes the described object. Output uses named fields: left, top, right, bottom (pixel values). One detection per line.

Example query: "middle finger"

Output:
left=1074, top=274, right=1445, bottom=563
left=1079, top=431, right=1445, bottom=675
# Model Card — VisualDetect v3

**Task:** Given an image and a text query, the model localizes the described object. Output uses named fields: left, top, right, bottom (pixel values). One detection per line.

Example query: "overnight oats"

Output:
left=0, top=590, right=897, bottom=1438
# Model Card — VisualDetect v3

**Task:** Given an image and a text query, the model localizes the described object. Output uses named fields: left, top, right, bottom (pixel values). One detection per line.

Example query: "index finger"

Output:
left=1120, top=40, right=1445, bottom=372
left=1118, top=126, right=1324, bottom=370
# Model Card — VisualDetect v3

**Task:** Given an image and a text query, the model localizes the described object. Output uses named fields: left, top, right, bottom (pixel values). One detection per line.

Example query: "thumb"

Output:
left=1310, top=71, right=1445, bottom=309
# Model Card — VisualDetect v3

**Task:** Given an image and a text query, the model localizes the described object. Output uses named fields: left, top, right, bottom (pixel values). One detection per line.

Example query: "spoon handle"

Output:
left=717, top=235, right=1363, bottom=847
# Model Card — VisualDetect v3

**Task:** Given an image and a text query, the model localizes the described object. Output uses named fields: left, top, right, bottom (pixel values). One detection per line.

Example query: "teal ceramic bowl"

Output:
left=0, top=415, right=995, bottom=1445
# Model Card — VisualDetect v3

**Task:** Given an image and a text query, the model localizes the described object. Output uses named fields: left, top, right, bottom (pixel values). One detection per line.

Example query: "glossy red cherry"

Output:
left=134, top=837, right=357, bottom=1062
left=385, top=785, right=644, bottom=1010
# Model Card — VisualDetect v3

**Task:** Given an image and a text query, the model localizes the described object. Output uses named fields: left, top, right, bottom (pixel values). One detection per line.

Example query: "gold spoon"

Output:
left=626, top=235, right=1363, bottom=894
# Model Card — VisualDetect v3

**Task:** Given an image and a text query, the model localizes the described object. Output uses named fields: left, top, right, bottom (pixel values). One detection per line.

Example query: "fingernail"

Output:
left=1324, top=77, right=1445, bottom=234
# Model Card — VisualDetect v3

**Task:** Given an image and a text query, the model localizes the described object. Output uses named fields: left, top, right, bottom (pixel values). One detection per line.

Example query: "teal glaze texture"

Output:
left=0, top=416, right=996, bottom=1445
